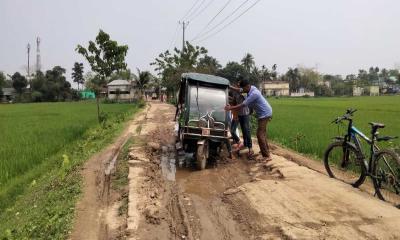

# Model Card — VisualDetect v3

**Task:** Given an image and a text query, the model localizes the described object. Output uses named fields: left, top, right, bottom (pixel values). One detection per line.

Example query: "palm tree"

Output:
left=134, top=68, right=151, bottom=98
left=286, top=68, right=301, bottom=92
left=241, top=53, right=255, bottom=73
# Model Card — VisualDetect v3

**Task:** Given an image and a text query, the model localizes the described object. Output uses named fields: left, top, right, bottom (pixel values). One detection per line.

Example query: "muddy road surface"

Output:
left=72, top=102, right=400, bottom=240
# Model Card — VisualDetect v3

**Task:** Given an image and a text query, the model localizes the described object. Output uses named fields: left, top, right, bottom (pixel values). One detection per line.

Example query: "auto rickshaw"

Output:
left=175, top=72, right=231, bottom=170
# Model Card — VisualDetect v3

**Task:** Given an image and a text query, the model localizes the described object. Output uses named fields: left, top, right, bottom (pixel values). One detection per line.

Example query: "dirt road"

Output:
left=72, top=102, right=400, bottom=240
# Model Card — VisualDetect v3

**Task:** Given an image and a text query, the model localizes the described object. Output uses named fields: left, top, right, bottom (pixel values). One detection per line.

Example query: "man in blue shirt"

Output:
left=225, top=79, right=273, bottom=161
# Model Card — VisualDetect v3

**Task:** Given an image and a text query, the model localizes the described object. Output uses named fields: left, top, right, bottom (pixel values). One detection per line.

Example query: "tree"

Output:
left=31, top=71, right=46, bottom=101
left=249, top=66, right=261, bottom=86
left=241, top=53, right=255, bottom=73
left=196, top=55, right=221, bottom=74
left=298, top=67, right=321, bottom=91
left=11, top=72, right=27, bottom=95
left=71, top=62, right=84, bottom=90
left=284, top=68, right=301, bottom=92
left=30, top=67, right=73, bottom=102
left=217, top=61, right=247, bottom=83
left=388, top=69, right=400, bottom=85
left=44, top=66, right=71, bottom=101
left=110, top=69, right=133, bottom=81
left=134, top=68, right=152, bottom=98
left=0, top=71, right=5, bottom=96
left=151, top=41, right=207, bottom=95
left=76, top=29, right=129, bottom=122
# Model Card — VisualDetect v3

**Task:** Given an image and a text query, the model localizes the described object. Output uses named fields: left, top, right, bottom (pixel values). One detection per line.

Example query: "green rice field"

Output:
left=0, top=102, right=135, bottom=187
left=266, top=96, right=400, bottom=159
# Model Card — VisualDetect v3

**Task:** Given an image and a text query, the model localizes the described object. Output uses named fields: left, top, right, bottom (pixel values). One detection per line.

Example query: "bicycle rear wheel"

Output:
left=372, top=149, right=400, bottom=207
left=324, top=141, right=366, bottom=187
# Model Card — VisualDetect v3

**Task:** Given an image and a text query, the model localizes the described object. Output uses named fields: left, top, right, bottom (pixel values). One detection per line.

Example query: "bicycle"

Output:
left=324, top=109, right=400, bottom=206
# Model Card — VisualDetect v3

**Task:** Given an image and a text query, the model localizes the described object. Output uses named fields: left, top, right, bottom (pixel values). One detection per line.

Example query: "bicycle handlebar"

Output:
left=331, top=108, right=357, bottom=124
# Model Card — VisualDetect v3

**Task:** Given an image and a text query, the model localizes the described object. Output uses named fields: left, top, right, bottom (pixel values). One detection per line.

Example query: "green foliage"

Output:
left=0, top=102, right=141, bottom=239
left=134, top=68, right=152, bottom=96
left=197, top=55, right=221, bottom=74
left=0, top=71, right=5, bottom=96
left=109, top=69, right=133, bottom=81
left=71, top=62, right=84, bottom=90
left=76, top=29, right=129, bottom=123
left=30, top=67, right=73, bottom=102
left=11, top=72, right=27, bottom=94
left=241, top=53, right=255, bottom=72
left=76, top=29, right=128, bottom=84
left=217, top=61, right=247, bottom=83
left=151, top=41, right=208, bottom=94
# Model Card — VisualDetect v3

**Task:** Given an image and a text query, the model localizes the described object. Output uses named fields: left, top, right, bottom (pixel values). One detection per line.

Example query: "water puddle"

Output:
left=160, top=145, right=177, bottom=181
left=160, top=141, right=198, bottom=182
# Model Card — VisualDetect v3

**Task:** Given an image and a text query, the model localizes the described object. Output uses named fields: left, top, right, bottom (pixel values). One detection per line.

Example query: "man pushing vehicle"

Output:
left=225, top=78, right=273, bottom=162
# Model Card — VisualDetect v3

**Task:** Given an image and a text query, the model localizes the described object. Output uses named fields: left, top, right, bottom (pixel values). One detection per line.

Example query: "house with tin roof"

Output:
left=107, top=79, right=138, bottom=101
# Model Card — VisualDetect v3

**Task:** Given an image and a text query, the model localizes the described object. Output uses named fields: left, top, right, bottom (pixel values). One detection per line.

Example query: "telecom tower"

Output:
left=27, top=43, right=31, bottom=77
left=36, top=37, right=41, bottom=72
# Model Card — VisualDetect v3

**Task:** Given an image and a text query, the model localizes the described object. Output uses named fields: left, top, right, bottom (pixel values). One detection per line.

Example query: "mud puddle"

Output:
left=168, top=145, right=260, bottom=239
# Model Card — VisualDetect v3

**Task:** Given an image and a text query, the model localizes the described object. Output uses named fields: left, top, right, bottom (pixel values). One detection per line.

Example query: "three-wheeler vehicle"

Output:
left=175, top=73, right=231, bottom=170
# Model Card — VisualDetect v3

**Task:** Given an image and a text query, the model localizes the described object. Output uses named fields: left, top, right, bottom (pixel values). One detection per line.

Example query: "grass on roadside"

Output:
left=0, top=103, right=141, bottom=240
left=255, top=96, right=400, bottom=160
left=112, top=137, right=132, bottom=218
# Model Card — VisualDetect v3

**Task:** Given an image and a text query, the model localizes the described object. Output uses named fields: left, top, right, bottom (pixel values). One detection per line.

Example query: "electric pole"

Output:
left=179, top=21, right=189, bottom=53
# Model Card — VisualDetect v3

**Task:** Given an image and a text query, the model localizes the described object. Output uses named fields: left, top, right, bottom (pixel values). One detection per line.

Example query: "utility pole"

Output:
left=27, top=43, right=30, bottom=77
left=179, top=21, right=189, bottom=53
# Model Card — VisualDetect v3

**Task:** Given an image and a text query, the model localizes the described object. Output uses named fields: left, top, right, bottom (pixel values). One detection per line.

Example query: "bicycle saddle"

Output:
left=369, top=122, right=385, bottom=129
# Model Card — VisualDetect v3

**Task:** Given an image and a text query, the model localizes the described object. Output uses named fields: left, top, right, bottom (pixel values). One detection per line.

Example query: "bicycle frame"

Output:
left=342, top=118, right=376, bottom=174
left=344, top=119, right=395, bottom=178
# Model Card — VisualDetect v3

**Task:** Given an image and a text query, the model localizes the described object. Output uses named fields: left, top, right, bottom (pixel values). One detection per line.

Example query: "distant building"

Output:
left=261, top=81, right=290, bottom=96
left=1, top=88, right=15, bottom=102
left=353, top=86, right=363, bottom=96
left=107, top=79, right=138, bottom=101
left=317, top=80, right=331, bottom=88
left=367, top=86, right=380, bottom=96
left=290, top=88, right=315, bottom=97
left=353, top=86, right=380, bottom=96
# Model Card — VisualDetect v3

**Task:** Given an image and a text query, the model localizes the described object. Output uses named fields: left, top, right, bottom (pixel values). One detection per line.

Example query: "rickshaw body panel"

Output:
left=177, top=73, right=230, bottom=152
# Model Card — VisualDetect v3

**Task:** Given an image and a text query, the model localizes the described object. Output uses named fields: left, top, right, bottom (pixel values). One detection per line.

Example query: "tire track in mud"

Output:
left=127, top=102, right=400, bottom=240
left=125, top=102, right=291, bottom=240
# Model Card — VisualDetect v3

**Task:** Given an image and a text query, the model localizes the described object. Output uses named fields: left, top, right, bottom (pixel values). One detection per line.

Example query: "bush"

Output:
left=31, top=91, right=43, bottom=102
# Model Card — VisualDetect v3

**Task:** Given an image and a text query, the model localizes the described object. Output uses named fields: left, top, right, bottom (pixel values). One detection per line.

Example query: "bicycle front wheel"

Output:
left=324, top=141, right=366, bottom=187
left=372, top=149, right=400, bottom=207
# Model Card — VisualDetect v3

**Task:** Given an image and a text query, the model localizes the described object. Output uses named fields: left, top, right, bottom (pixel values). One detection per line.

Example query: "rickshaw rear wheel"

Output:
left=196, top=140, right=208, bottom=170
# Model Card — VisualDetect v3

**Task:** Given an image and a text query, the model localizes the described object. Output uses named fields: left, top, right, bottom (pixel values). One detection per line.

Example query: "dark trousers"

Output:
left=257, top=117, right=271, bottom=157
left=238, top=115, right=252, bottom=148
left=230, top=119, right=240, bottom=144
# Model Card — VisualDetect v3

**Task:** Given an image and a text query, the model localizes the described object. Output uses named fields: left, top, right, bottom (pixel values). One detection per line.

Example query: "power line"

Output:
left=192, top=0, right=250, bottom=41
left=192, top=0, right=233, bottom=40
left=181, top=0, right=201, bottom=21
left=186, top=0, right=207, bottom=21
left=195, top=0, right=262, bottom=43
left=188, top=0, right=216, bottom=22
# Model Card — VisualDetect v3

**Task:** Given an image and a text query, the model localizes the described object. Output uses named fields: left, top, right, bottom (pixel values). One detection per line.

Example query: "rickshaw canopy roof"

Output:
left=182, top=73, right=230, bottom=86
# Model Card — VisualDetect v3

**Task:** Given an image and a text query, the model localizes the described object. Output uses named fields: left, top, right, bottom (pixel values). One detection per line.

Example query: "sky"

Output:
left=1, top=0, right=400, bottom=86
